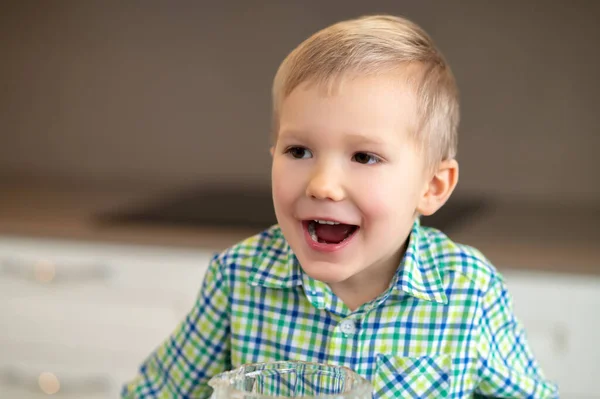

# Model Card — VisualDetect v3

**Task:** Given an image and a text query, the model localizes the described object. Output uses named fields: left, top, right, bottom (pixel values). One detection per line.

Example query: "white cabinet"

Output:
left=1, top=235, right=597, bottom=398
left=0, top=235, right=215, bottom=398
left=503, top=270, right=600, bottom=399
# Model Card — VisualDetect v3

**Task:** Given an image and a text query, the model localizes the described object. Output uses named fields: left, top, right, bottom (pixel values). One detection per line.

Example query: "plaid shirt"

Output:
left=122, top=219, right=558, bottom=399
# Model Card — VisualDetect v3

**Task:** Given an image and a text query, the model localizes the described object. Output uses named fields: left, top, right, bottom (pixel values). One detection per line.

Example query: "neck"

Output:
left=329, top=240, right=408, bottom=311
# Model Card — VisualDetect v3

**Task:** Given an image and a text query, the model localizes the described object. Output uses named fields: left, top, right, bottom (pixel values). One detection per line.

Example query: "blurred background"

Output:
left=0, top=1, right=598, bottom=398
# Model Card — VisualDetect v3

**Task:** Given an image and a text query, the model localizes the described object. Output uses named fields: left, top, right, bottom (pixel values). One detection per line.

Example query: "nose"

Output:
left=305, top=165, right=345, bottom=201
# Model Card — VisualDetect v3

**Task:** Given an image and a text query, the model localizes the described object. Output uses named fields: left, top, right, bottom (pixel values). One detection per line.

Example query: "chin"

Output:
left=297, top=258, right=355, bottom=284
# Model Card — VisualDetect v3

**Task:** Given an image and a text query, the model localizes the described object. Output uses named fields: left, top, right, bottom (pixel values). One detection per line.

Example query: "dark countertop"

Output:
left=1, top=179, right=598, bottom=275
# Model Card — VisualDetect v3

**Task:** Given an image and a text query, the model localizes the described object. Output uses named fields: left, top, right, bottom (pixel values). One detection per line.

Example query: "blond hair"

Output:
left=271, top=14, right=459, bottom=167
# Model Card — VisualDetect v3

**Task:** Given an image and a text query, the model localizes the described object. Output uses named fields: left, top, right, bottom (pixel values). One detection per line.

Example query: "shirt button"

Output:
left=340, top=319, right=356, bottom=334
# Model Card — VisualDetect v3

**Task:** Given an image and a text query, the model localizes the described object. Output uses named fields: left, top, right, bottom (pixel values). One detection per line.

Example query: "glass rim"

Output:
left=208, top=360, right=373, bottom=399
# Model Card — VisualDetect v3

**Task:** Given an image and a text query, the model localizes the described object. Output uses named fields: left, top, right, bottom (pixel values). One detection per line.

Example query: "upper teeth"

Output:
left=315, top=220, right=339, bottom=225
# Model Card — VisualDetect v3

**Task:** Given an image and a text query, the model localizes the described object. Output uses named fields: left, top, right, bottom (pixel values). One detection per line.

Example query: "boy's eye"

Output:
left=353, top=152, right=381, bottom=165
left=285, top=146, right=312, bottom=159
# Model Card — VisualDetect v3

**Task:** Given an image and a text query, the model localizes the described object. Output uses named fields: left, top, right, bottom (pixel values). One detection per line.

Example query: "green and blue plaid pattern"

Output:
left=122, top=219, right=558, bottom=399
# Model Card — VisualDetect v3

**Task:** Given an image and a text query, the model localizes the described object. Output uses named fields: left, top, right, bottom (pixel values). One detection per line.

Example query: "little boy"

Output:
left=123, top=15, right=558, bottom=398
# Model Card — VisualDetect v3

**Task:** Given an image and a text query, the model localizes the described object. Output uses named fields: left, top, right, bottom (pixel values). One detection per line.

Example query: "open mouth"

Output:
left=303, top=220, right=359, bottom=245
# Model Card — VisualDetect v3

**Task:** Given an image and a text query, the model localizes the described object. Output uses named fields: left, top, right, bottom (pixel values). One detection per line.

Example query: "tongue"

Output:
left=314, top=223, right=354, bottom=243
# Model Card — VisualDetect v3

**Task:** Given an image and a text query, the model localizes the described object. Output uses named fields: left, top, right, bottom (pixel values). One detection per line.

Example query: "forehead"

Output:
left=278, top=72, right=418, bottom=143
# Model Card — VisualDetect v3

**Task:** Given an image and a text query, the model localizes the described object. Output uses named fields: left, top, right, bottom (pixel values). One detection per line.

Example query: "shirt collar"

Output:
left=247, top=220, right=448, bottom=305
left=391, top=218, right=448, bottom=304
left=248, top=227, right=303, bottom=288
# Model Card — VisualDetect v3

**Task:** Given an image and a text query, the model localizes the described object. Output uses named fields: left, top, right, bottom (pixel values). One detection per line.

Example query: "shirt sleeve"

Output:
left=121, top=255, right=231, bottom=398
left=475, top=275, right=558, bottom=399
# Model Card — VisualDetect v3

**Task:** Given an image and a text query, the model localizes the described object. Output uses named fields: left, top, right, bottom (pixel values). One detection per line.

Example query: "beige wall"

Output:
left=1, top=1, right=598, bottom=202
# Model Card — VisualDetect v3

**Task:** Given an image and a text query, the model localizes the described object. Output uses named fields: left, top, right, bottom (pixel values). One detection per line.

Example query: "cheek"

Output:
left=355, top=171, right=420, bottom=221
left=272, top=159, right=302, bottom=206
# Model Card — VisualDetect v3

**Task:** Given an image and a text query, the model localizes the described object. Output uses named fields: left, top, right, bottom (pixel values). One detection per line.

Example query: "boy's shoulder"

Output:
left=211, top=223, right=504, bottom=293
left=418, top=224, right=503, bottom=293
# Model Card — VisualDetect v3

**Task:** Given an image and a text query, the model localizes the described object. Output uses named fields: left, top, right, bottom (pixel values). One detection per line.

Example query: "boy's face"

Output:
left=271, top=74, right=430, bottom=293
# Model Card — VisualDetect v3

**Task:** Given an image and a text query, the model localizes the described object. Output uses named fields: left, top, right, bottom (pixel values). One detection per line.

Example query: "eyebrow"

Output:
left=344, top=133, right=387, bottom=147
left=279, top=129, right=387, bottom=147
left=277, top=129, right=305, bottom=141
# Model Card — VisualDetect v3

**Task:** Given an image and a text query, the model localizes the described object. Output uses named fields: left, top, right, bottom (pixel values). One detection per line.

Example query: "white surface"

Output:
left=503, top=269, right=600, bottom=399
left=0, top=235, right=598, bottom=398
left=0, top=235, right=214, bottom=398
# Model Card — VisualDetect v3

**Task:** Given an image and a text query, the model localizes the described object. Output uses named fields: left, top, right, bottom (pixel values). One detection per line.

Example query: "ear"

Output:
left=269, top=146, right=275, bottom=157
left=416, top=159, right=459, bottom=216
